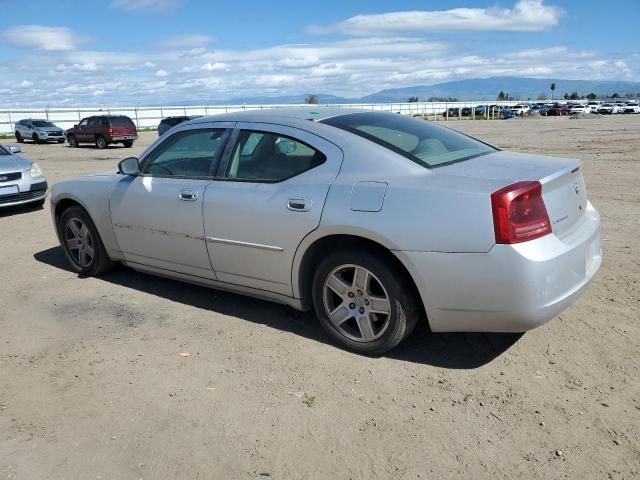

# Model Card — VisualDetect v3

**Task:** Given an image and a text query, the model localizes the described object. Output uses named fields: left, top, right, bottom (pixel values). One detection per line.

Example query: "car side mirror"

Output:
left=9, top=145, right=21, bottom=154
left=118, top=157, right=140, bottom=176
left=74, top=124, right=78, bottom=128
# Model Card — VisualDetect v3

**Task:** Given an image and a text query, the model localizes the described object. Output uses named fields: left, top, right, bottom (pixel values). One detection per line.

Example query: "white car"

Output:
left=568, top=104, right=590, bottom=114
left=597, top=103, right=622, bottom=114
left=508, top=104, right=530, bottom=115
left=623, top=102, right=640, bottom=113
left=586, top=101, right=602, bottom=113
left=49, top=108, right=603, bottom=354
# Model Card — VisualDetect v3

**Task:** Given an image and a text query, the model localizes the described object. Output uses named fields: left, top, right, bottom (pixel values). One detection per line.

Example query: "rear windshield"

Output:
left=321, top=112, right=496, bottom=168
left=33, top=121, right=55, bottom=127
left=110, top=117, right=135, bottom=128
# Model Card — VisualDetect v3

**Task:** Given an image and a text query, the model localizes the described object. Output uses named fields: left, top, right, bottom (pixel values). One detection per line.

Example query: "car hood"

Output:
left=0, top=154, right=31, bottom=174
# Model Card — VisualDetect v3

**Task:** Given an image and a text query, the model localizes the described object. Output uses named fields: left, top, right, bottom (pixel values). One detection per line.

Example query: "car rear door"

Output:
left=202, top=122, right=343, bottom=296
left=110, top=123, right=233, bottom=278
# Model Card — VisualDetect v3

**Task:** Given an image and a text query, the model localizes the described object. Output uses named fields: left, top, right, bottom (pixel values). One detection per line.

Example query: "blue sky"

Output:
left=0, top=0, right=638, bottom=106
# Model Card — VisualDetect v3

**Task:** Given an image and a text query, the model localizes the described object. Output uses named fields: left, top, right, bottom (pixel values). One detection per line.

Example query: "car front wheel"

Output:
left=58, top=206, right=115, bottom=276
left=67, top=135, right=78, bottom=148
left=312, top=250, right=419, bottom=355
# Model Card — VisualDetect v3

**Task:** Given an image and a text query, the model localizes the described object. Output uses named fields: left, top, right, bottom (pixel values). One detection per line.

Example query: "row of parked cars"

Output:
left=443, top=100, right=640, bottom=119
left=11, top=114, right=201, bottom=150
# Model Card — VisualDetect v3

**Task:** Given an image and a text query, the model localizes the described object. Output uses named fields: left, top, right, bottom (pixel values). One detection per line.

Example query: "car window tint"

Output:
left=79, top=119, right=88, bottom=127
left=142, top=129, right=227, bottom=178
left=226, top=130, right=326, bottom=182
left=110, top=117, right=135, bottom=128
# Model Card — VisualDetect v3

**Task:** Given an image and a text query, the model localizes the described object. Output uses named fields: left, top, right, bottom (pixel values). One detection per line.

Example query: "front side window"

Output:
left=142, top=128, right=228, bottom=178
left=226, top=130, right=326, bottom=182
left=321, top=112, right=496, bottom=168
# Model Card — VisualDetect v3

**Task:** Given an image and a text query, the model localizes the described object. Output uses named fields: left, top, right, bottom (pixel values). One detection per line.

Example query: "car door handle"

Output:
left=178, top=190, right=199, bottom=201
left=287, top=197, right=312, bottom=212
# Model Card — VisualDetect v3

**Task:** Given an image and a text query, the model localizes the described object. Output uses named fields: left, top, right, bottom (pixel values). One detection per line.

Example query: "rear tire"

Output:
left=123, top=140, right=133, bottom=148
left=58, top=206, right=115, bottom=276
left=96, top=136, right=107, bottom=149
left=67, top=135, right=78, bottom=148
left=312, top=249, right=419, bottom=355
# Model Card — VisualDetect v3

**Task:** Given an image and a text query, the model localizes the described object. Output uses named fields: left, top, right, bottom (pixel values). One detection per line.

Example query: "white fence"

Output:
left=0, top=101, right=520, bottom=135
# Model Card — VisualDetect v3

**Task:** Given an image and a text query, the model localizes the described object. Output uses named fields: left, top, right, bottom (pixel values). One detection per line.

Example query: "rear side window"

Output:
left=226, top=130, right=325, bottom=182
left=110, top=117, right=135, bottom=128
left=321, top=112, right=496, bottom=168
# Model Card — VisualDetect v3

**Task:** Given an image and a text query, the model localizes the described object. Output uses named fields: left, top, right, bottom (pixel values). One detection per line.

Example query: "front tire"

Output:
left=58, top=206, right=115, bottom=276
left=32, top=133, right=40, bottom=144
left=15, top=132, right=24, bottom=143
left=312, top=250, right=419, bottom=355
left=67, top=135, right=78, bottom=148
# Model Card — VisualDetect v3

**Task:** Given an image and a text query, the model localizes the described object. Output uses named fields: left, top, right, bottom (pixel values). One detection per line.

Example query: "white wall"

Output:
left=0, top=101, right=520, bottom=135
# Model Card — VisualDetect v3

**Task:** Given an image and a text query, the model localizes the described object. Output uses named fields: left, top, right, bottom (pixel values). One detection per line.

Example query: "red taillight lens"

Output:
left=108, top=128, right=113, bottom=135
left=491, top=181, right=551, bottom=244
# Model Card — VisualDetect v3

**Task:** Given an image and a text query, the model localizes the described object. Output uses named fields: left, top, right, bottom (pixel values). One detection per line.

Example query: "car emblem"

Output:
left=0, top=175, right=7, bottom=181
left=574, top=182, right=580, bottom=194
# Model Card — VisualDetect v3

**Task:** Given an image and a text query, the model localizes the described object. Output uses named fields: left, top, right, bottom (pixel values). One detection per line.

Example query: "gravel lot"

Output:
left=1, top=115, right=638, bottom=479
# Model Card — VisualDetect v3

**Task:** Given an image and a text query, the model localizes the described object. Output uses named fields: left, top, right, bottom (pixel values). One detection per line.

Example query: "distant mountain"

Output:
left=164, top=77, right=640, bottom=106
left=359, top=77, right=640, bottom=102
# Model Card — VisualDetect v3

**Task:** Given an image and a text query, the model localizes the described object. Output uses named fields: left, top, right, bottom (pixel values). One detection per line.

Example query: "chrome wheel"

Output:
left=64, top=218, right=95, bottom=268
left=96, top=136, right=106, bottom=149
left=322, top=264, right=392, bottom=342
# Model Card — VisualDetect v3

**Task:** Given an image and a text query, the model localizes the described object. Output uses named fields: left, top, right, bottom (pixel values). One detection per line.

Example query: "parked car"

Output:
left=597, top=103, right=619, bottom=114
left=65, top=115, right=138, bottom=149
left=158, top=116, right=202, bottom=136
left=0, top=144, right=47, bottom=208
left=547, top=103, right=569, bottom=116
left=501, top=108, right=518, bottom=119
left=508, top=104, right=529, bottom=116
left=586, top=101, right=602, bottom=112
left=50, top=109, right=602, bottom=355
left=474, top=105, right=487, bottom=116
left=568, top=104, right=590, bottom=114
left=14, top=119, right=65, bottom=144
left=614, top=102, right=627, bottom=113
left=623, top=102, right=640, bottom=113
left=443, top=108, right=460, bottom=118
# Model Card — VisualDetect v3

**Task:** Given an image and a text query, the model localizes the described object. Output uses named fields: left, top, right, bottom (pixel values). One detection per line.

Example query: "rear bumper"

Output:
left=111, top=136, right=137, bottom=142
left=396, top=202, right=602, bottom=332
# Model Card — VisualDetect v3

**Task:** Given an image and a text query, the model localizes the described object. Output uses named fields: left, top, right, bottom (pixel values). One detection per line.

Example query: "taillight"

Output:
left=491, top=181, right=551, bottom=244
left=108, top=128, right=113, bottom=135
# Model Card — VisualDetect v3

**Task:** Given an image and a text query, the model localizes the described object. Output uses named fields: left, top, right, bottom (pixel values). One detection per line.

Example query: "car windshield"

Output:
left=321, top=112, right=496, bottom=168
left=33, top=121, right=55, bottom=127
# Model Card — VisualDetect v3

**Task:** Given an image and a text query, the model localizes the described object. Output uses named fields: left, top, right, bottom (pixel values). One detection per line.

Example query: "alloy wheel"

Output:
left=64, top=218, right=95, bottom=268
left=322, top=264, right=392, bottom=342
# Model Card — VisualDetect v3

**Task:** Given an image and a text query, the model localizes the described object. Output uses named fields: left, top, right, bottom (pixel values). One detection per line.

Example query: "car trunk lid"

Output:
left=436, top=150, right=586, bottom=239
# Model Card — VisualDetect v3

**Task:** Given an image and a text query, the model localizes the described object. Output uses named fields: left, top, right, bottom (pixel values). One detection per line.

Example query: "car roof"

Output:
left=189, top=107, right=366, bottom=124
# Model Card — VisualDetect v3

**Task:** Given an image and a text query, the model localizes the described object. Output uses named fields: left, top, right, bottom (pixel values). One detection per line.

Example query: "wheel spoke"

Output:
left=329, top=305, right=352, bottom=325
left=66, top=238, right=79, bottom=251
left=80, top=224, right=90, bottom=240
left=78, top=249, right=88, bottom=266
left=369, top=295, right=390, bottom=315
left=68, top=220, right=81, bottom=237
left=356, top=315, right=375, bottom=340
left=84, top=243, right=94, bottom=259
left=353, top=267, right=368, bottom=291
left=327, top=274, right=350, bottom=297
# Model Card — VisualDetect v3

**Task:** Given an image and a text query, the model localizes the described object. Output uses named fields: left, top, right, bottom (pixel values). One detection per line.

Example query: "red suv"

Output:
left=66, top=115, right=138, bottom=149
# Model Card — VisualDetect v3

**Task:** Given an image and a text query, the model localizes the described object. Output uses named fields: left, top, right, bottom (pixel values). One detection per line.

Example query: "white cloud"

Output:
left=155, top=34, right=215, bottom=49
left=307, top=0, right=562, bottom=35
left=1, top=25, right=88, bottom=51
left=155, top=69, right=168, bottom=77
left=111, top=0, right=183, bottom=13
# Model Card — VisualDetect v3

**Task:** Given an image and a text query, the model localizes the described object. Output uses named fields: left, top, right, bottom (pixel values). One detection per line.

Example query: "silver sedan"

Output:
left=1, top=144, right=47, bottom=208
left=50, top=109, right=602, bottom=354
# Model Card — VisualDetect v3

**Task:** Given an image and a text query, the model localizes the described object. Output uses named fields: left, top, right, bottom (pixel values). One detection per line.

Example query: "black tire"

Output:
left=67, top=135, right=78, bottom=148
left=58, top=206, right=115, bottom=276
left=311, top=249, right=419, bottom=355
left=123, top=140, right=133, bottom=148
left=15, top=132, right=24, bottom=143
left=32, top=133, right=40, bottom=144
left=96, top=136, right=107, bottom=149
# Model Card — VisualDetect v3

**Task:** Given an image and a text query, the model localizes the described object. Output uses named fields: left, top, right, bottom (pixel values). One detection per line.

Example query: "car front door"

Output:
left=202, top=123, right=343, bottom=296
left=75, top=118, right=90, bottom=142
left=110, top=124, right=233, bottom=278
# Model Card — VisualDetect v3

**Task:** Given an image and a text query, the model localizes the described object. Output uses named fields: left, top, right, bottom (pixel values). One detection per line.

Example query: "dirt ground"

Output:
left=1, top=115, right=638, bottom=480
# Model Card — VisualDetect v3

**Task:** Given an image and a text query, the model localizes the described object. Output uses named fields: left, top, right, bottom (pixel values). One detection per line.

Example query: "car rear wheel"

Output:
left=123, top=140, right=133, bottom=148
left=96, top=136, right=107, bottom=149
left=67, top=135, right=78, bottom=148
left=15, top=132, right=23, bottom=143
left=59, top=206, right=115, bottom=276
left=312, top=250, right=419, bottom=355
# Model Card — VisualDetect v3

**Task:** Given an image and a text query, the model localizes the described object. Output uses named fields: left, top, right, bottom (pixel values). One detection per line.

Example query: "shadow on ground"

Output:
left=0, top=201, right=44, bottom=218
left=35, top=246, right=523, bottom=369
